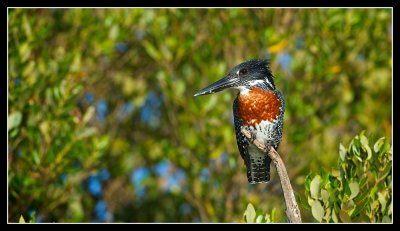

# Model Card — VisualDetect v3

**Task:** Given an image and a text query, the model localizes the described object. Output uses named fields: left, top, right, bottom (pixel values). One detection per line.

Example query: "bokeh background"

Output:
left=8, top=8, right=392, bottom=222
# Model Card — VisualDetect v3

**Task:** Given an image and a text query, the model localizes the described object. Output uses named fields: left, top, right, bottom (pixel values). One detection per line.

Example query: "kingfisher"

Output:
left=194, top=60, right=285, bottom=184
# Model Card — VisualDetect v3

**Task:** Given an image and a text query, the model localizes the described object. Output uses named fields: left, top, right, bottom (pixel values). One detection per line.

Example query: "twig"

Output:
left=241, top=128, right=302, bottom=223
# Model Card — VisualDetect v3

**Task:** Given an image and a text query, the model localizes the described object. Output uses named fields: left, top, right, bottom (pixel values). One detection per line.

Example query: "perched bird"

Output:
left=194, top=60, right=285, bottom=184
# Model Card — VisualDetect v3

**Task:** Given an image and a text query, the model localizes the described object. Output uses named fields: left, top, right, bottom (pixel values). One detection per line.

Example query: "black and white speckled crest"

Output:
left=228, top=59, right=275, bottom=90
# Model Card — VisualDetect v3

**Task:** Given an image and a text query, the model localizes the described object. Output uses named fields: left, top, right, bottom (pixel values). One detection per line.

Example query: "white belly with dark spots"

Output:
left=246, top=120, right=277, bottom=141
left=248, top=143, right=267, bottom=165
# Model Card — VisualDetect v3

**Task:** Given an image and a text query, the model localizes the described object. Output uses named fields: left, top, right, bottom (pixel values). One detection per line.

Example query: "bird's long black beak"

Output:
left=194, top=75, right=239, bottom=97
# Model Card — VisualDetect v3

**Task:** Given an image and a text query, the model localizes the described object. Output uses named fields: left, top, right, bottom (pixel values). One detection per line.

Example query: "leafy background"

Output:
left=8, top=8, right=392, bottom=222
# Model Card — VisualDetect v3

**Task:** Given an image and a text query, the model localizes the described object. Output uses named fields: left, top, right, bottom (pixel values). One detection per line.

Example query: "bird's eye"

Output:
left=238, top=68, right=247, bottom=75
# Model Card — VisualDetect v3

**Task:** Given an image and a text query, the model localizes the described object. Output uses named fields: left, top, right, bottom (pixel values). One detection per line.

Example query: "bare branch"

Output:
left=241, top=127, right=302, bottom=223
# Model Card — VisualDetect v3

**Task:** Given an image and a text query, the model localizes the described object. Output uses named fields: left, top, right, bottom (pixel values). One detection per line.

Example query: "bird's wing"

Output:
left=233, top=97, right=249, bottom=166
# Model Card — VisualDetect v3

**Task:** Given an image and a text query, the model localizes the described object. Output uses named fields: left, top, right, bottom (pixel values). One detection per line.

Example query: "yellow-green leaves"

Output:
left=82, top=106, right=95, bottom=124
left=339, top=143, right=346, bottom=161
left=360, top=132, right=372, bottom=160
left=339, top=209, right=351, bottom=223
left=143, top=40, right=161, bottom=61
left=311, top=200, right=324, bottom=222
left=19, top=215, right=25, bottom=223
left=349, top=131, right=373, bottom=162
left=303, top=131, right=392, bottom=223
left=307, top=175, right=326, bottom=222
left=243, top=203, right=276, bottom=223
left=243, top=203, right=256, bottom=223
left=18, top=212, right=37, bottom=223
left=8, top=111, right=22, bottom=132
left=349, top=181, right=359, bottom=200
left=374, top=137, right=386, bottom=153
left=310, top=175, right=321, bottom=199
left=18, top=42, right=31, bottom=63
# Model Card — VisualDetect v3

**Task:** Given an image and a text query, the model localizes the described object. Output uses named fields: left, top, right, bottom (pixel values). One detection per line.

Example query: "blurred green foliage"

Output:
left=8, top=8, right=391, bottom=222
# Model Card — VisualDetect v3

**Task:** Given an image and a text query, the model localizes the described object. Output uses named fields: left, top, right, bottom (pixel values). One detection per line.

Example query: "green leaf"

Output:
left=160, top=44, right=172, bottom=61
left=377, top=192, right=387, bottom=212
left=321, top=189, right=329, bottom=203
left=373, top=137, right=385, bottom=153
left=320, top=170, right=330, bottom=185
left=371, top=200, right=380, bottom=211
left=307, top=196, right=315, bottom=206
left=360, top=134, right=372, bottom=160
left=175, top=79, right=186, bottom=97
left=311, top=200, right=325, bottom=222
left=339, top=209, right=351, bottom=223
left=209, top=146, right=223, bottom=160
left=69, top=195, right=84, bottom=222
left=304, top=175, right=312, bottom=191
left=382, top=216, right=391, bottom=223
left=244, top=203, right=256, bottom=223
left=339, top=143, right=346, bottom=161
left=332, top=169, right=340, bottom=178
left=310, top=175, right=321, bottom=199
left=143, top=40, right=161, bottom=60
left=8, top=111, right=23, bottom=131
left=22, top=14, right=32, bottom=37
left=109, top=25, right=119, bottom=40
left=298, top=195, right=311, bottom=210
left=270, top=208, right=276, bottom=222
left=19, top=42, right=31, bottom=62
left=332, top=211, right=338, bottom=223
left=341, top=199, right=355, bottom=213
left=19, top=215, right=25, bottom=223
left=22, top=61, right=35, bottom=78
left=358, top=177, right=368, bottom=188
left=72, top=84, right=84, bottom=96
left=10, top=129, right=19, bottom=138
left=76, top=127, right=98, bottom=139
left=354, top=188, right=370, bottom=206
left=255, top=214, right=264, bottom=223
left=351, top=197, right=368, bottom=218
left=352, top=137, right=361, bottom=159
left=97, top=135, right=109, bottom=150
left=82, top=106, right=95, bottom=124
left=324, top=207, right=331, bottom=221
left=264, top=213, right=271, bottom=223
left=349, top=181, right=359, bottom=200
left=32, top=150, right=40, bottom=166
left=344, top=180, right=351, bottom=197
left=370, top=186, right=379, bottom=200
left=39, top=121, right=51, bottom=143
left=379, top=139, right=391, bottom=156
left=29, top=211, right=37, bottom=223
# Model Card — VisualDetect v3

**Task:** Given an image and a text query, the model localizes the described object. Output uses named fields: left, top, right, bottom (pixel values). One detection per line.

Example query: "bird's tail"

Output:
left=246, top=150, right=271, bottom=184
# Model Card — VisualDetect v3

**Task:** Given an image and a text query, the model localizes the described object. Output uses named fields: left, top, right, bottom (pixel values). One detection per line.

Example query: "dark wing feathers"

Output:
left=233, top=97, right=249, bottom=166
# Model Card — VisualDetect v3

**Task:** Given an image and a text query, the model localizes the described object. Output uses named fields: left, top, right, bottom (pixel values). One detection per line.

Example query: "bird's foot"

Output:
left=243, top=126, right=257, bottom=142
